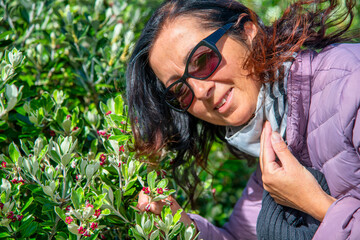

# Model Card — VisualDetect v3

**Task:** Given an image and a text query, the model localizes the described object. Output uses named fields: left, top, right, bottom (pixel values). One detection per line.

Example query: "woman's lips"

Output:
left=215, top=88, right=233, bottom=111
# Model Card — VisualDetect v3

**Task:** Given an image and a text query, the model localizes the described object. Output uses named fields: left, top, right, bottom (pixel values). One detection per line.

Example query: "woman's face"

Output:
left=149, top=16, right=261, bottom=126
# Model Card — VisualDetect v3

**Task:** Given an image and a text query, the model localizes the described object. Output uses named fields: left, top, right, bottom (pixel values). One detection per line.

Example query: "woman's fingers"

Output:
left=137, top=191, right=165, bottom=215
left=260, top=121, right=280, bottom=175
left=270, top=131, right=298, bottom=168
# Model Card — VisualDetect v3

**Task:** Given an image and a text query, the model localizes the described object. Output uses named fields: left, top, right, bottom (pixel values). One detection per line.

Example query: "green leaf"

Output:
left=20, top=139, right=30, bottom=156
left=90, top=139, right=98, bottom=155
left=131, top=227, right=144, bottom=240
left=9, top=142, right=21, bottom=163
left=124, top=187, right=136, bottom=197
left=108, top=135, right=129, bottom=142
left=93, top=193, right=106, bottom=209
left=55, top=206, right=66, bottom=221
left=62, top=119, right=72, bottom=133
left=147, top=171, right=157, bottom=190
left=114, top=189, right=122, bottom=210
left=0, top=232, right=11, bottom=238
left=86, top=163, right=99, bottom=180
left=150, top=229, right=160, bottom=240
left=173, top=209, right=183, bottom=224
left=99, top=102, right=109, bottom=115
left=22, top=221, right=38, bottom=238
left=20, top=197, right=34, bottom=214
left=114, top=95, right=124, bottom=114
left=156, top=179, right=168, bottom=189
left=165, top=213, right=173, bottom=228
left=0, top=135, right=6, bottom=142
left=61, top=153, right=72, bottom=166
left=60, top=136, right=70, bottom=154
left=184, top=226, right=194, bottom=240
left=152, top=195, right=168, bottom=202
left=49, top=150, right=61, bottom=164
left=71, top=187, right=84, bottom=209
left=169, top=223, right=182, bottom=238
left=135, top=224, right=145, bottom=237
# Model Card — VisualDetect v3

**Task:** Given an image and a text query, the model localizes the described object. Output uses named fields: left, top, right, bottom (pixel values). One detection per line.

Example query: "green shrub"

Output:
left=0, top=0, right=197, bottom=239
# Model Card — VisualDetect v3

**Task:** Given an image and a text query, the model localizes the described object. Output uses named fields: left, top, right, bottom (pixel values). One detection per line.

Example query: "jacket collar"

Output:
left=286, top=49, right=316, bottom=166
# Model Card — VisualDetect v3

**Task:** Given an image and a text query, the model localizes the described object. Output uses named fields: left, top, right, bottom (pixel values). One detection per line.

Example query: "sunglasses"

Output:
left=163, top=22, right=234, bottom=112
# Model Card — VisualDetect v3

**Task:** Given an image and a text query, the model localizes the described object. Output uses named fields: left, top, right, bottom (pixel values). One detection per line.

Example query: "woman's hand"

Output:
left=137, top=190, right=195, bottom=227
left=259, top=121, right=336, bottom=221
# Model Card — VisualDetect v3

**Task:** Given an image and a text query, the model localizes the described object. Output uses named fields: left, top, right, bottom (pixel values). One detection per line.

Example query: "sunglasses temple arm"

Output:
left=203, top=23, right=234, bottom=44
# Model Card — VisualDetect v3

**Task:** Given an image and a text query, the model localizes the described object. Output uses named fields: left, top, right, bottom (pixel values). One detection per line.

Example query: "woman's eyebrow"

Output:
left=165, top=46, right=194, bottom=86
left=183, top=47, right=193, bottom=65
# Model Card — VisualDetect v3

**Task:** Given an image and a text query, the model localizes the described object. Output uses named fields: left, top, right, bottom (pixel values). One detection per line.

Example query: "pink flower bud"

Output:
left=77, top=226, right=85, bottom=234
left=72, top=126, right=79, bottom=131
left=50, top=130, right=56, bottom=137
left=97, top=130, right=107, bottom=136
left=105, top=111, right=112, bottom=116
left=94, top=209, right=101, bottom=218
left=100, top=154, right=106, bottom=161
left=142, top=187, right=150, bottom=195
left=65, top=216, right=74, bottom=224
left=83, top=230, right=91, bottom=237
left=71, top=161, right=76, bottom=168
left=1, top=161, right=7, bottom=168
left=65, top=205, right=71, bottom=211
left=86, top=203, right=94, bottom=208
left=119, top=145, right=125, bottom=152
left=66, top=115, right=71, bottom=120
left=7, top=211, right=14, bottom=219
left=156, top=188, right=163, bottom=194
left=17, top=215, right=23, bottom=221
left=90, top=222, right=98, bottom=230
left=145, top=204, right=151, bottom=212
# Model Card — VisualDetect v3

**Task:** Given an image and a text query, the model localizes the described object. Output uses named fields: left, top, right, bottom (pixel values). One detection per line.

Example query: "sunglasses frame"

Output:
left=164, top=22, right=234, bottom=112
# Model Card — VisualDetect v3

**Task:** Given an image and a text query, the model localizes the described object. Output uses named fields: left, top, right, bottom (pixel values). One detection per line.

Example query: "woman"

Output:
left=127, top=0, right=360, bottom=239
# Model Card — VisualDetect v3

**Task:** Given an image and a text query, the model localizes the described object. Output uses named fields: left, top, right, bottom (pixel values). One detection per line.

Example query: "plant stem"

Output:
left=0, top=0, right=16, bottom=33
left=62, top=165, right=67, bottom=199
left=48, top=215, right=60, bottom=240
left=21, top=2, right=46, bottom=47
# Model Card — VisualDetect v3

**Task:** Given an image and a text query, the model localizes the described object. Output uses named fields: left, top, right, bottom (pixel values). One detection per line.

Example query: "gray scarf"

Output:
left=225, top=60, right=292, bottom=157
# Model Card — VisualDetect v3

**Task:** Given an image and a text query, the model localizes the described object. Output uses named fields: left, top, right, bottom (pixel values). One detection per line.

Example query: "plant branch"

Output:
left=48, top=215, right=60, bottom=240
left=0, top=0, right=16, bottom=33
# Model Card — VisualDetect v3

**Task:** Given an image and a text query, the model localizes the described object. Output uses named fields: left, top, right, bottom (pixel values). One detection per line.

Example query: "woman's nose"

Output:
left=187, top=78, right=215, bottom=100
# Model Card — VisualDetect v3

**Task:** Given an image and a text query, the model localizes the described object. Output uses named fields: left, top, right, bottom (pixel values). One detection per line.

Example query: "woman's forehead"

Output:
left=149, top=17, right=211, bottom=80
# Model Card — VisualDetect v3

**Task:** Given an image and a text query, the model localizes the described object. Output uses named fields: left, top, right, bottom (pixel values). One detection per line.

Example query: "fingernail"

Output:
left=271, top=131, right=282, bottom=143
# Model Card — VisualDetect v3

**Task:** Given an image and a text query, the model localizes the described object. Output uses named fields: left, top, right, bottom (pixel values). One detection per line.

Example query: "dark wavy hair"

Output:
left=126, top=0, right=356, bottom=205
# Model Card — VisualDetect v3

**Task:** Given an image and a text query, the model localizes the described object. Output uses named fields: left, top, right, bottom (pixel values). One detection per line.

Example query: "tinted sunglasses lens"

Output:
left=165, top=81, right=193, bottom=110
left=188, top=45, right=220, bottom=78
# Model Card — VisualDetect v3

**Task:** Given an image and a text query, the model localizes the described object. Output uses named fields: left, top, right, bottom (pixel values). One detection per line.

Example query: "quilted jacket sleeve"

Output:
left=314, top=106, right=360, bottom=239
left=187, top=167, right=263, bottom=240
left=313, top=196, right=360, bottom=239
left=312, top=47, right=360, bottom=239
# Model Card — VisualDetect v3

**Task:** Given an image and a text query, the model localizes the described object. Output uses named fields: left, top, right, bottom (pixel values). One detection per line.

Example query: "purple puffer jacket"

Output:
left=188, top=43, right=360, bottom=240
